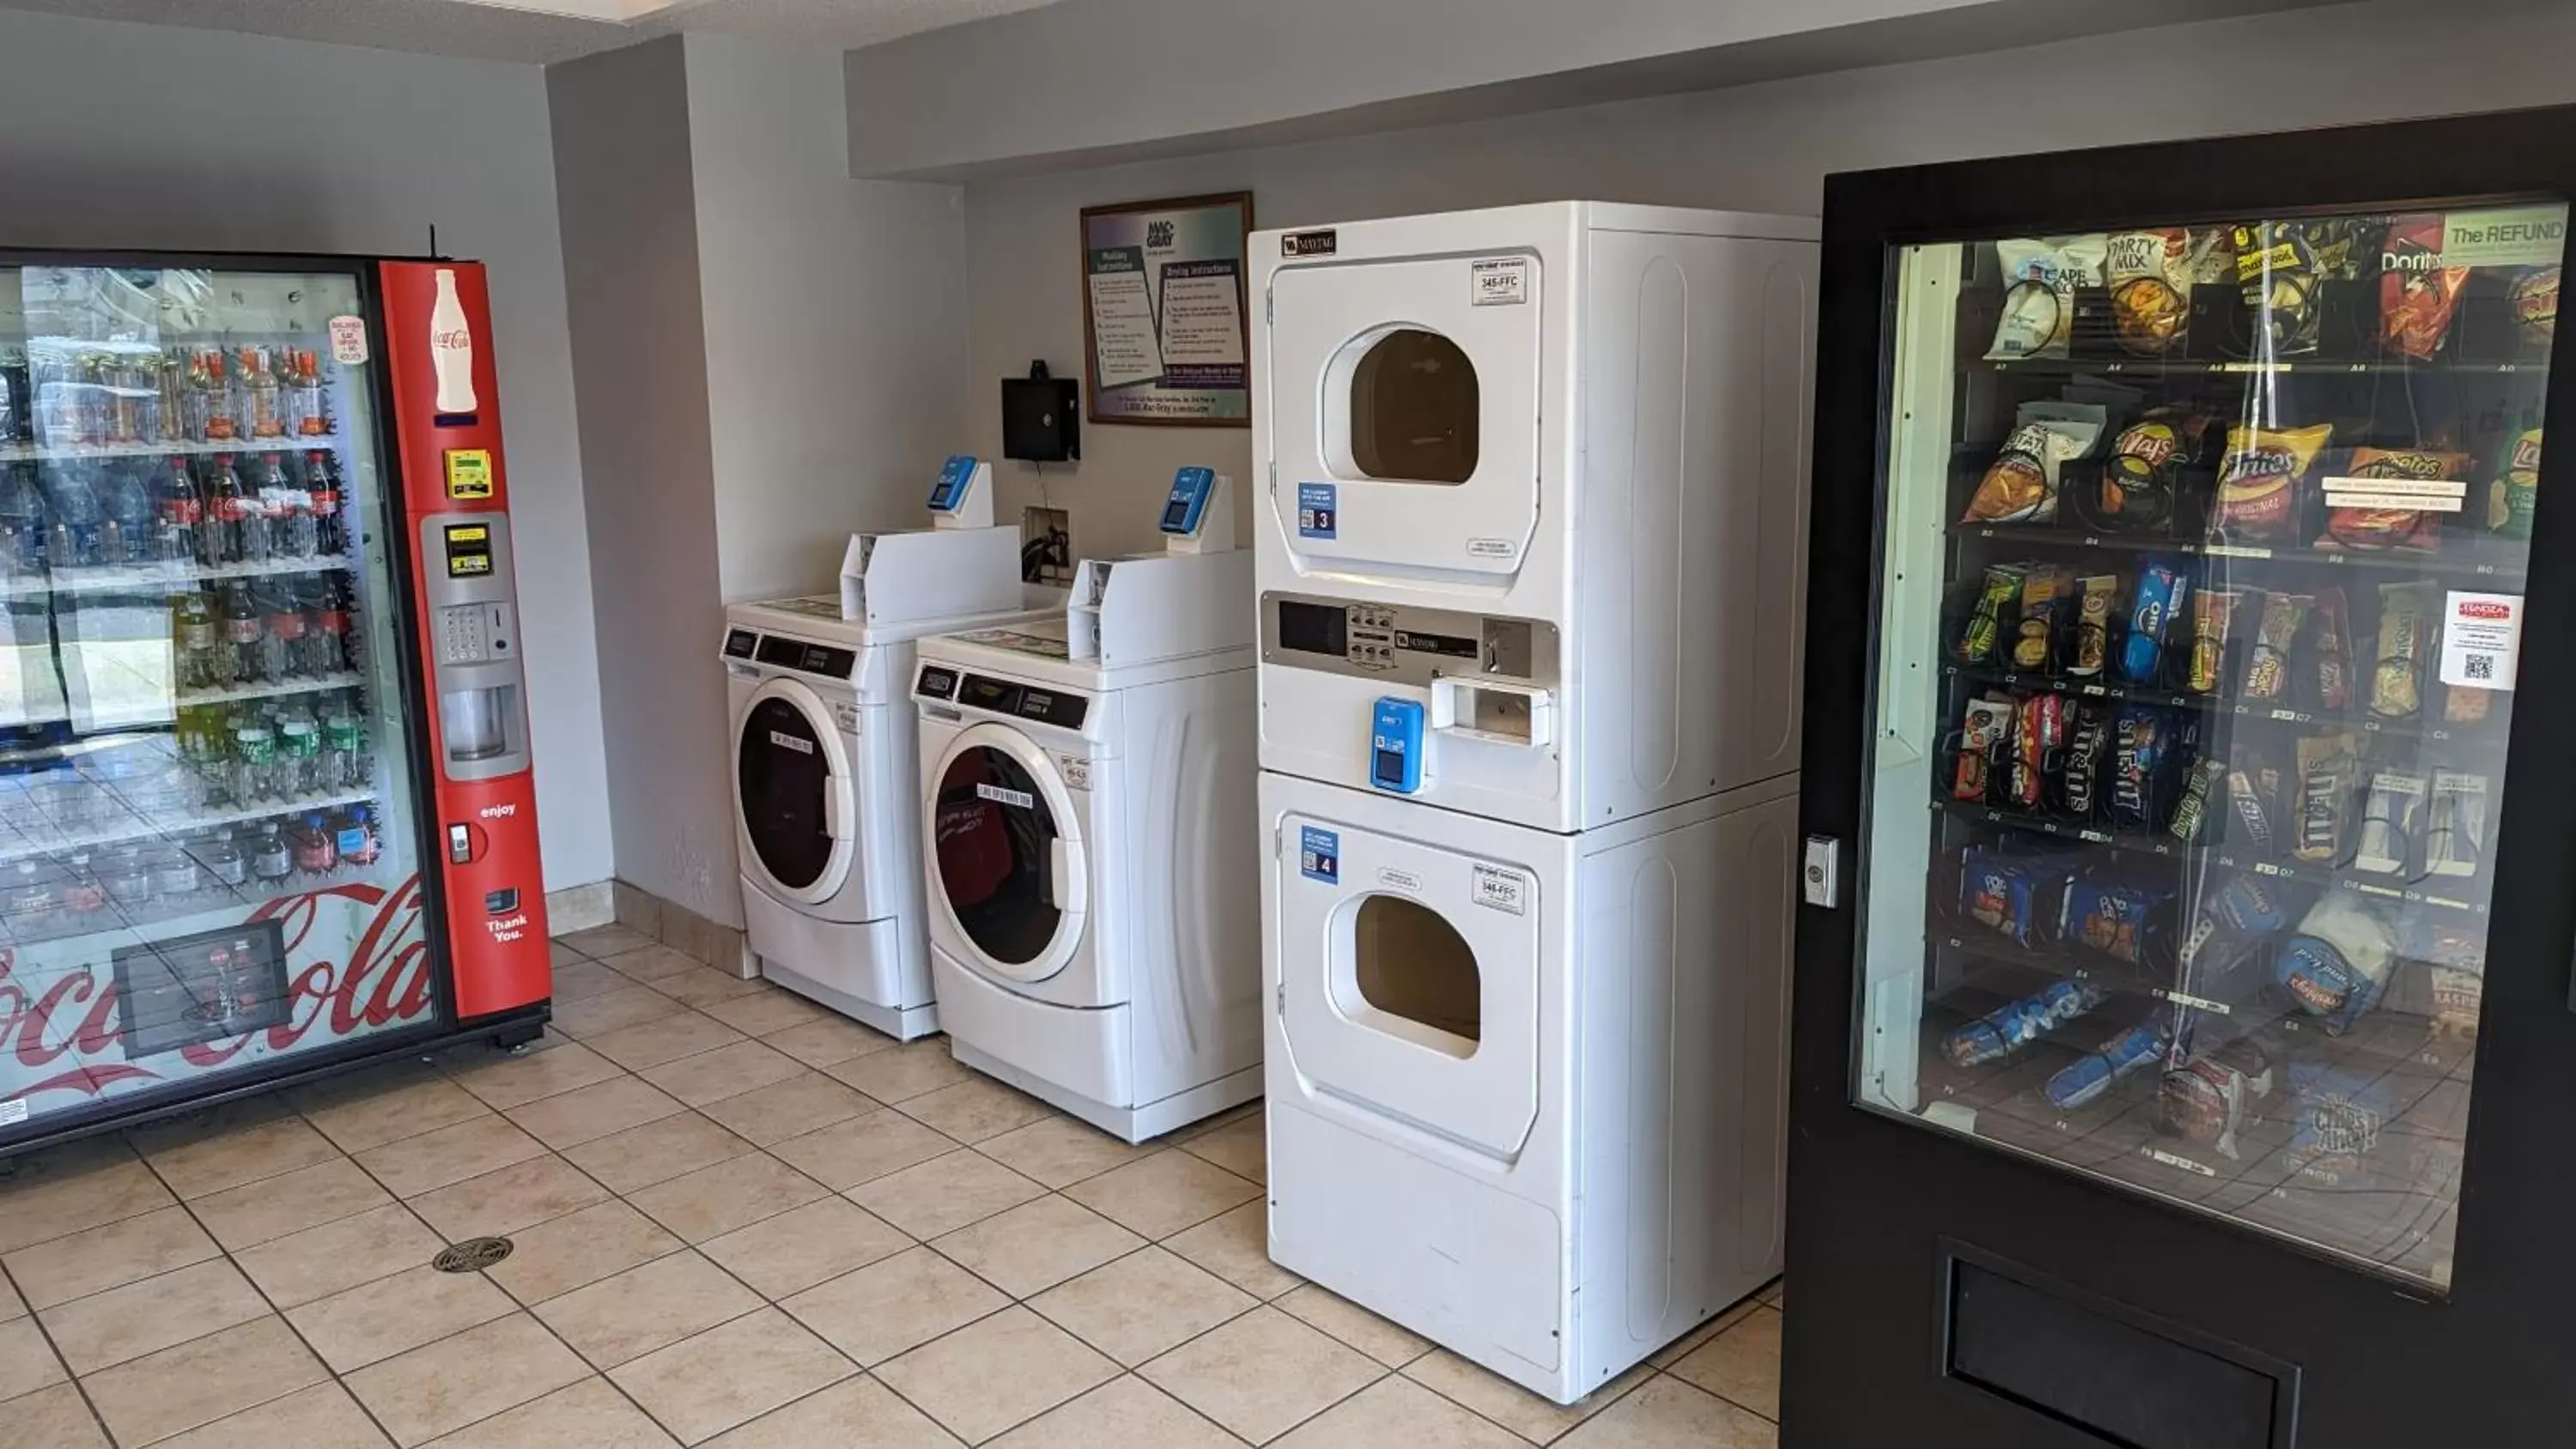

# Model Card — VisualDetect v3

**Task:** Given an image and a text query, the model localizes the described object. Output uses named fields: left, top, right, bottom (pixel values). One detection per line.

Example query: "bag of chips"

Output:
left=1986, top=236, right=2110, bottom=361
left=2381, top=215, right=2472, bottom=360
left=2324, top=446, right=2464, bottom=553
left=2488, top=427, right=2542, bottom=539
left=2233, top=221, right=2324, bottom=355
left=1961, top=407, right=2104, bottom=524
left=2094, top=408, right=2209, bottom=531
left=2212, top=422, right=2332, bottom=543
left=2105, top=229, right=2218, bottom=356
left=1953, top=697, right=2014, bottom=802
left=2511, top=266, right=2560, bottom=352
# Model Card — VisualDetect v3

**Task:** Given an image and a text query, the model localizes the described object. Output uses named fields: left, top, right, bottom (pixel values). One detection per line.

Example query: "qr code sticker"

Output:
left=2464, top=654, right=2495, bottom=681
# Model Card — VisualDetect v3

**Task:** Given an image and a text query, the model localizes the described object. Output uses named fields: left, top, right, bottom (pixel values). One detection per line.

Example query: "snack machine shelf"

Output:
left=1940, top=663, right=2506, bottom=746
left=1958, top=521, right=2529, bottom=583
left=1975, top=357, right=2549, bottom=379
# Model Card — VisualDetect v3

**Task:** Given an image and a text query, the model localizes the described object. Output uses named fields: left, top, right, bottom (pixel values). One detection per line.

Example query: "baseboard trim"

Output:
left=609, top=881, right=754, bottom=979
left=544, top=881, right=616, bottom=935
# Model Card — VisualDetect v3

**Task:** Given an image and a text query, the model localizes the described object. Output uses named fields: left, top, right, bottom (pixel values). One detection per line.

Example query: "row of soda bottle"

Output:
left=174, top=574, right=361, bottom=691
left=0, top=343, right=334, bottom=448
left=0, top=450, right=349, bottom=576
left=0, top=809, right=385, bottom=937
left=177, top=692, right=374, bottom=808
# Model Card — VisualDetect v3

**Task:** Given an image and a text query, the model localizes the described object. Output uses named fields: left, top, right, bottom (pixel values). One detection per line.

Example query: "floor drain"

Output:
left=433, top=1237, right=514, bottom=1273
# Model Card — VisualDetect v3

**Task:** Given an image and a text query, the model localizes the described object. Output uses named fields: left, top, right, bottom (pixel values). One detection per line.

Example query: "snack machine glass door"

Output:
left=1852, top=206, right=2567, bottom=1290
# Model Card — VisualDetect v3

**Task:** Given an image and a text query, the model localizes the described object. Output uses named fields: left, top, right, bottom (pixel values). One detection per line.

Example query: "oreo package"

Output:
left=1941, top=976, right=2105, bottom=1067
left=2120, top=561, right=2189, bottom=684
left=2045, top=1023, right=2170, bottom=1111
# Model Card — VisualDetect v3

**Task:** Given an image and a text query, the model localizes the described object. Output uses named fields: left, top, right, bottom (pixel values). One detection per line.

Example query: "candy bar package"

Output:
left=2233, top=221, right=2326, bottom=355
left=2425, top=770, right=2488, bottom=878
left=2429, top=965, right=2484, bottom=1039
left=2369, top=583, right=2431, bottom=719
left=2380, top=215, right=2472, bottom=360
left=2510, top=265, right=2560, bottom=352
left=1957, top=563, right=2026, bottom=663
left=2239, top=591, right=2312, bottom=701
left=2225, top=744, right=2286, bottom=858
left=2120, top=561, right=2189, bottom=684
left=2323, top=446, right=2464, bottom=554
left=2010, top=694, right=2066, bottom=809
left=2488, top=427, right=2542, bottom=540
left=2274, top=893, right=2399, bottom=1034
left=2354, top=769, right=2427, bottom=875
left=2292, top=733, right=2359, bottom=864
left=2158, top=1039, right=2275, bottom=1159
left=2186, top=586, right=2246, bottom=694
left=2213, top=422, right=2332, bottom=543
left=2009, top=566, right=2066, bottom=670
left=1942, top=977, right=2106, bottom=1068
left=2060, top=876, right=2175, bottom=966
left=2311, top=586, right=2354, bottom=712
left=2109, top=705, right=2172, bottom=832
left=1961, top=404, right=2105, bottom=524
left=1985, top=236, right=2110, bottom=361
left=2178, top=872, right=2295, bottom=979
left=2167, top=757, right=2225, bottom=845
left=2044, top=1023, right=2171, bottom=1112
left=1953, top=696, right=2015, bottom=802
left=2057, top=700, right=2113, bottom=819
left=2105, top=229, right=2223, bottom=356
left=2095, top=408, right=2210, bottom=532
left=2281, top=1064, right=2393, bottom=1186
left=2069, top=574, right=2118, bottom=676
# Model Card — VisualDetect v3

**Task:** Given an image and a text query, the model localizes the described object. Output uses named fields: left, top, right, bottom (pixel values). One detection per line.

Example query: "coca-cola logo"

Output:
left=434, top=329, right=471, bottom=350
left=0, top=877, right=428, bottom=1106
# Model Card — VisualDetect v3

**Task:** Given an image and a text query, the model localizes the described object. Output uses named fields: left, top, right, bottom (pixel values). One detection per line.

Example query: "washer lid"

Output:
left=927, top=723, right=1088, bottom=985
left=736, top=678, right=856, bottom=906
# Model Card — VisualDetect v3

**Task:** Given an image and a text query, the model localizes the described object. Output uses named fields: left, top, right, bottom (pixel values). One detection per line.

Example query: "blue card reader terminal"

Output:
left=927, top=454, right=979, bottom=512
left=1370, top=697, right=1425, bottom=793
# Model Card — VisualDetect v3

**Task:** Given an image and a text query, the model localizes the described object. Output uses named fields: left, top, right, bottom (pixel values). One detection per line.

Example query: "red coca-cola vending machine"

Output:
left=0, top=253, right=550, bottom=1156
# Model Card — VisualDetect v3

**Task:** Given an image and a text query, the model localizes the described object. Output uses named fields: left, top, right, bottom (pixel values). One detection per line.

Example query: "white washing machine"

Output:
left=1262, top=769, right=1798, bottom=1402
left=1251, top=203, right=1818, bottom=1403
left=727, top=457, right=1055, bottom=1040
left=1255, top=201, right=1816, bottom=832
left=914, top=471, right=1261, bottom=1141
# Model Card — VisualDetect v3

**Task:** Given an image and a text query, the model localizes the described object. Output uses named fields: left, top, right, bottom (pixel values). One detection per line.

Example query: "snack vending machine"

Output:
left=1788, top=108, right=2576, bottom=1446
left=0, top=254, right=549, bottom=1157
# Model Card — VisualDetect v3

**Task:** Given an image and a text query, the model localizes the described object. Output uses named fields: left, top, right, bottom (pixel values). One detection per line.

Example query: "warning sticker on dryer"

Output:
left=1297, top=482, right=1338, bottom=539
left=1473, top=863, right=1528, bottom=915
left=976, top=783, right=1035, bottom=809
left=1298, top=827, right=1340, bottom=884
left=1058, top=754, right=1092, bottom=791
left=1471, top=258, right=1528, bottom=306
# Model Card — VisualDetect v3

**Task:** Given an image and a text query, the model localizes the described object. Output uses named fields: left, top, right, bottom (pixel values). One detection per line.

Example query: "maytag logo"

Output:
left=1281, top=229, right=1338, bottom=258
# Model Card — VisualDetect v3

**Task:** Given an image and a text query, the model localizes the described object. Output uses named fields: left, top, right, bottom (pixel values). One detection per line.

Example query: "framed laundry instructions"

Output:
left=1081, top=191, right=1254, bottom=427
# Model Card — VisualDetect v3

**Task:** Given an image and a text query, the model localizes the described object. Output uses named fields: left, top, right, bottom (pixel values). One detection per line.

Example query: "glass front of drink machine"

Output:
left=0, top=265, right=424, bottom=1125
left=1856, top=208, right=2564, bottom=1288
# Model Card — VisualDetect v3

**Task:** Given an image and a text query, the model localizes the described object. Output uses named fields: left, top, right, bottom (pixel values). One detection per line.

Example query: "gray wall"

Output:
left=959, top=0, right=2576, bottom=563
left=553, top=34, right=970, bottom=930
left=0, top=5, right=615, bottom=894
left=686, top=33, right=970, bottom=603
left=548, top=37, right=738, bottom=926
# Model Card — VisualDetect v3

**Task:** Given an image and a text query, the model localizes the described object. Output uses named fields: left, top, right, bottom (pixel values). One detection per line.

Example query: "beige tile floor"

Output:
left=0, top=925, right=1784, bottom=1447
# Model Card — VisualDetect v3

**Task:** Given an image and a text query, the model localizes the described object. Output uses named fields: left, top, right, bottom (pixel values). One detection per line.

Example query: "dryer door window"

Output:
left=932, top=743, right=1066, bottom=971
left=1352, top=894, right=1480, bottom=1054
left=1345, top=329, right=1479, bottom=484
left=738, top=696, right=836, bottom=893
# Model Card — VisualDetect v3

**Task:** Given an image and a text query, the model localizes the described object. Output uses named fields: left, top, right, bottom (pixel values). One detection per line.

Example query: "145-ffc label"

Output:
left=1473, top=863, right=1527, bottom=915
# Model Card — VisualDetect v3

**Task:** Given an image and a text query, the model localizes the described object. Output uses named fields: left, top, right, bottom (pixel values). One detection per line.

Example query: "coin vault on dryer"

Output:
left=724, top=458, right=1056, bottom=1040
left=1253, top=202, right=1820, bottom=1404
left=915, top=469, right=1261, bottom=1142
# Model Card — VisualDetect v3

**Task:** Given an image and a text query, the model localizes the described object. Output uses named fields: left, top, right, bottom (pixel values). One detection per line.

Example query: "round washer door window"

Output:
left=738, top=694, right=838, bottom=894
left=931, top=743, right=1067, bottom=970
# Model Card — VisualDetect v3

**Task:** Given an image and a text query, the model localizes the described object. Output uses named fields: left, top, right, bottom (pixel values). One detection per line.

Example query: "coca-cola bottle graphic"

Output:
left=430, top=270, right=477, bottom=415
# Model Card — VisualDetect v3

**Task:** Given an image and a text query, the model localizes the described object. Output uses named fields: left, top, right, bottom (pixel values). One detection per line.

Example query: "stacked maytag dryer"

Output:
left=1252, top=202, right=1817, bottom=1403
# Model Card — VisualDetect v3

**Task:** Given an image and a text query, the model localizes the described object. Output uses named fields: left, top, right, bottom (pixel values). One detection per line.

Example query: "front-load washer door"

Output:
left=927, top=723, right=1089, bottom=985
left=735, top=678, right=856, bottom=906
left=1273, top=812, right=1540, bottom=1159
left=1266, top=252, right=1542, bottom=585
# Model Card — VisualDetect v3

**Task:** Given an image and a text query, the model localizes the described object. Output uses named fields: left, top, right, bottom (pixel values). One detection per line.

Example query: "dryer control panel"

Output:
left=1261, top=592, right=1559, bottom=688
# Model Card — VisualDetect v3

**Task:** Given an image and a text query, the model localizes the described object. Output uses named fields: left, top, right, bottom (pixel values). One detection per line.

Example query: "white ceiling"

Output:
left=0, top=0, right=1061, bottom=64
